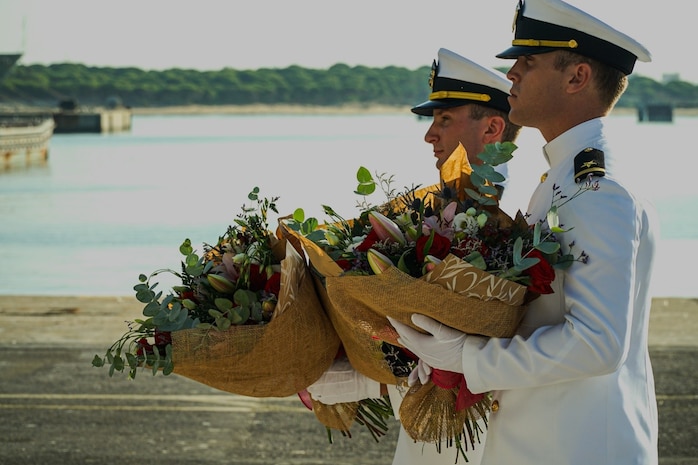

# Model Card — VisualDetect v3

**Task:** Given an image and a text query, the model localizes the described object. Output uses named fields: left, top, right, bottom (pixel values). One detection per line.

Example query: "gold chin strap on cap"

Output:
left=429, top=91, right=491, bottom=102
left=512, top=38, right=579, bottom=49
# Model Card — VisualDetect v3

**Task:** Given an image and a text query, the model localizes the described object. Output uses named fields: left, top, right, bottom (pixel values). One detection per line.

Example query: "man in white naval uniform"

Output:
left=390, top=0, right=659, bottom=464
left=307, top=49, right=522, bottom=465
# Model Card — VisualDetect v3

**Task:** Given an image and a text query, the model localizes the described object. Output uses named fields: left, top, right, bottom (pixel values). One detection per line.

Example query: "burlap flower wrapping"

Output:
left=278, top=224, right=528, bottom=383
left=309, top=398, right=360, bottom=433
left=276, top=143, right=531, bottom=442
left=170, top=241, right=341, bottom=397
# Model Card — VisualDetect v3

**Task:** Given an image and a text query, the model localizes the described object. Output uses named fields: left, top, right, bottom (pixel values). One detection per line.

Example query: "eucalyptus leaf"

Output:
left=470, top=171, right=485, bottom=187
left=301, top=218, right=319, bottom=235
left=215, top=298, right=234, bottom=311
left=185, top=253, right=200, bottom=267
left=479, top=141, right=516, bottom=165
left=231, top=306, right=250, bottom=325
left=464, top=188, right=483, bottom=201
left=514, top=257, right=540, bottom=271
left=536, top=241, right=561, bottom=254
left=478, top=184, right=499, bottom=196
left=471, top=163, right=496, bottom=178
left=163, top=360, right=175, bottom=376
left=179, top=239, right=193, bottom=256
left=135, top=290, right=155, bottom=304
left=125, top=353, right=138, bottom=369
left=250, top=304, right=263, bottom=322
left=234, top=289, right=255, bottom=307
left=185, top=263, right=205, bottom=276
left=208, top=309, right=223, bottom=319
left=486, top=171, right=506, bottom=183
left=292, top=208, right=305, bottom=223
left=355, top=183, right=376, bottom=196
left=533, top=222, right=542, bottom=246
left=512, top=237, right=524, bottom=266
left=143, top=300, right=160, bottom=317
left=356, top=166, right=374, bottom=183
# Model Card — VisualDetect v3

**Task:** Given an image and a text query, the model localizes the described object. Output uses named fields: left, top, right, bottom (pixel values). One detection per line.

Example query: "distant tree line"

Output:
left=0, top=62, right=695, bottom=109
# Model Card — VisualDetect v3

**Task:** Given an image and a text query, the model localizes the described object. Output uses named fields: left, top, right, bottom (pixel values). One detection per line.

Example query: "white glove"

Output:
left=388, top=314, right=466, bottom=373
left=407, top=358, right=432, bottom=387
left=306, top=357, right=382, bottom=404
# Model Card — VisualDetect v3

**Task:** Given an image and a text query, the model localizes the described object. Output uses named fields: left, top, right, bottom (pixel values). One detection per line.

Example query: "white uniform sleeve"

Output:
left=462, top=177, right=645, bottom=392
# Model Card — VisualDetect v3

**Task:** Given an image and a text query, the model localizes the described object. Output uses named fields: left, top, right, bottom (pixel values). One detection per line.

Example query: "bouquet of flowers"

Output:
left=279, top=143, right=593, bottom=459
left=93, top=188, right=340, bottom=398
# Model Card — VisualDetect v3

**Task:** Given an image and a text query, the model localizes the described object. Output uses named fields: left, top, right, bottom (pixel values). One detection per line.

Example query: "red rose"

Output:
left=355, top=229, right=379, bottom=252
left=154, top=330, right=171, bottom=347
left=415, top=232, right=451, bottom=263
left=248, top=264, right=268, bottom=291
left=136, top=338, right=153, bottom=356
left=525, top=249, right=555, bottom=294
left=178, top=290, right=197, bottom=302
left=264, top=271, right=281, bottom=296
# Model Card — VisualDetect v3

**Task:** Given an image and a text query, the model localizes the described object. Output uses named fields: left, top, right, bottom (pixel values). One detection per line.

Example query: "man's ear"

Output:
left=567, top=62, right=593, bottom=94
left=483, top=116, right=506, bottom=144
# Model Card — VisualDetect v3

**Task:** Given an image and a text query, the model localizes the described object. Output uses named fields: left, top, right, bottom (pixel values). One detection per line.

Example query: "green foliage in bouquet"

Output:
left=288, top=142, right=595, bottom=291
left=92, top=188, right=283, bottom=379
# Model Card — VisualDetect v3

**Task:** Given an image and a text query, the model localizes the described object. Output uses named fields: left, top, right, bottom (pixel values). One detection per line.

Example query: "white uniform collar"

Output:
left=542, top=118, right=606, bottom=169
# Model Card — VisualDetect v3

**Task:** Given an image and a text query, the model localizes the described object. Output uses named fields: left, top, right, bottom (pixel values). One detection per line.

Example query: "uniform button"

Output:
left=491, top=400, right=499, bottom=412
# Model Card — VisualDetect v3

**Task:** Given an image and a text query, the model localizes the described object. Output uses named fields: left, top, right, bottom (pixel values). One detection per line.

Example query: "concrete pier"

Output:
left=52, top=107, right=132, bottom=133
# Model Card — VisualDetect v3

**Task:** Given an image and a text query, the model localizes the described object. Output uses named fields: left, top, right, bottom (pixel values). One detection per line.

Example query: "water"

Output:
left=0, top=112, right=695, bottom=297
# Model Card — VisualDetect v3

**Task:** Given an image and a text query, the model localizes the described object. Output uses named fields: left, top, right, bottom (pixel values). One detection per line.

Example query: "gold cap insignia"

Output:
left=428, top=59, right=437, bottom=89
left=512, top=0, right=523, bottom=32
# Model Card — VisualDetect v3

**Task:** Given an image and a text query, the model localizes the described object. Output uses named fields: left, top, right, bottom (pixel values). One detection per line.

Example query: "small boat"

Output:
left=0, top=115, right=55, bottom=170
left=0, top=53, right=55, bottom=170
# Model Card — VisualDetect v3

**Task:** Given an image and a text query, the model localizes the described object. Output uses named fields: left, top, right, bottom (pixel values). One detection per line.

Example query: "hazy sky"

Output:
left=0, top=0, right=692, bottom=82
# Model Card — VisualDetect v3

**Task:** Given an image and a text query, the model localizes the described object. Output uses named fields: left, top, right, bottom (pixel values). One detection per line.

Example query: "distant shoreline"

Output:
left=130, top=104, right=413, bottom=116
left=130, top=104, right=698, bottom=117
left=3, top=103, right=698, bottom=117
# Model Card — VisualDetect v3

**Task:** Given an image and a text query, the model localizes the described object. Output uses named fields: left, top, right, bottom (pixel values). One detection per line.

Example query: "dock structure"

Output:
left=50, top=98, right=132, bottom=133
left=52, top=107, right=132, bottom=133
left=638, top=103, right=673, bottom=122
left=0, top=116, right=54, bottom=171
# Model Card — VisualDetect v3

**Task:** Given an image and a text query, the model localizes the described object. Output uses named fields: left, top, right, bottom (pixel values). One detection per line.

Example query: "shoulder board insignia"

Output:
left=574, top=147, right=605, bottom=183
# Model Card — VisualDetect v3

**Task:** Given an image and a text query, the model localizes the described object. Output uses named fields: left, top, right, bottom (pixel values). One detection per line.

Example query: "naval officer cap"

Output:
left=411, top=48, right=511, bottom=117
left=497, top=0, right=651, bottom=75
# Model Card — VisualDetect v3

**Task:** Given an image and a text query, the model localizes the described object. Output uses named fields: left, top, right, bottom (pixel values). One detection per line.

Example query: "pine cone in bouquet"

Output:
left=93, top=188, right=340, bottom=398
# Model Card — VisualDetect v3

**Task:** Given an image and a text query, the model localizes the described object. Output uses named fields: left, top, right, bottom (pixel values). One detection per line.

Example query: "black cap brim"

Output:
left=410, top=99, right=470, bottom=117
left=496, top=45, right=557, bottom=60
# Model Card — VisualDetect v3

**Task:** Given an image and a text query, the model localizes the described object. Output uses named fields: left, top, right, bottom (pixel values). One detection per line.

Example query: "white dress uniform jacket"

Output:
left=461, top=118, right=659, bottom=465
